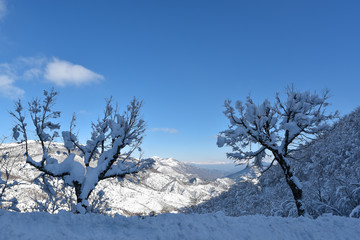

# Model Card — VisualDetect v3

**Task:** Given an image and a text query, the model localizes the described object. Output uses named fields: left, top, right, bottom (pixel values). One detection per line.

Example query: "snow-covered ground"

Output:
left=0, top=210, right=359, bottom=240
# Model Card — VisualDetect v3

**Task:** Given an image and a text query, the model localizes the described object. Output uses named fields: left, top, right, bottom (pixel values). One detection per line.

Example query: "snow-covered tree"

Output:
left=192, top=106, right=360, bottom=218
left=0, top=139, right=21, bottom=211
left=217, top=86, right=337, bottom=216
left=32, top=173, right=75, bottom=213
left=10, top=89, right=154, bottom=213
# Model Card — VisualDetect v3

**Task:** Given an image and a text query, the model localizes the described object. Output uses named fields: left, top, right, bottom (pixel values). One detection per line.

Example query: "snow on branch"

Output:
left=10, top=90, right=154, bottom=213
left=218, top=86, right=338, bottom=217
left=218, top=87, right=338, bottom=164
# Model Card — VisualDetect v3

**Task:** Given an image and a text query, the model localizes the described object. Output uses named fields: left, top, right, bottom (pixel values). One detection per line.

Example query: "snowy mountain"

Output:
left=99, top=157, right=233, bottom=215
left=0, top=142, right=233, bottom=216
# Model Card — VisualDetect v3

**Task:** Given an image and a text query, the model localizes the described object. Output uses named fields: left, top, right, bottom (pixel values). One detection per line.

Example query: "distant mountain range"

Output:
left=188, top=162, right=238, bottom=178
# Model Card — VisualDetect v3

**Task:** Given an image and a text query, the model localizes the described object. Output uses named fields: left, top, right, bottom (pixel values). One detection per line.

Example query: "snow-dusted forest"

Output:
left=1, top=87, right=360, bottom=239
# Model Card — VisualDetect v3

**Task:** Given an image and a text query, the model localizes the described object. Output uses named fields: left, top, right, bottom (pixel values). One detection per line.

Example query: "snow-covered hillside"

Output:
left=96, top=156, right=233, bottom=215
left=1, top=210, right=359, bottom=240
left=192, top=107, right=360, bottom=217
left=0, top=142, right=233, bottom=216
left=226, top=166, right=261, bottom=183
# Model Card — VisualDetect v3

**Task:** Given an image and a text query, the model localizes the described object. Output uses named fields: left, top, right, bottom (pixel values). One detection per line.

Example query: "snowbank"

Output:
left=0, top=211, right=359, bottom=240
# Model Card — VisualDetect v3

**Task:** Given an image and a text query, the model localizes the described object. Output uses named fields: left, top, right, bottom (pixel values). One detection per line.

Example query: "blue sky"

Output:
left=0, top=0, right=359, bottom=163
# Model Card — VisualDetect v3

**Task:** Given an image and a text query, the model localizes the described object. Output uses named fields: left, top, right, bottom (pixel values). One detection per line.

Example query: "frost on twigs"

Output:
left=10, top=89, right=154, bottom=214
left=218, top=86, right=338, bottom=216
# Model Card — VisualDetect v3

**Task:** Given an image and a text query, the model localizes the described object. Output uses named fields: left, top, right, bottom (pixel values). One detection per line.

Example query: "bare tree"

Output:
left=217, top=86, right=337, bottom=216
left=11, top=89, right=154, bottom=213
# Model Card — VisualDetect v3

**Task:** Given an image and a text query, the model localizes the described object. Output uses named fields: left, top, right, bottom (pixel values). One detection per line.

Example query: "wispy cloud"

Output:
left=0, top=0, right=7, bottom=21
left=0, top=75, right=25, bottom=99
left=44, top=58, right=104, bottom=87
left=78, top=110, right=89, bottom=115
left=150, top=128, right=179, bottom=134
left=188, top=161, right=232, bottom=165
left=0, top=62, right=24, bottom=98
left=0, top=56, right=104, bottom=98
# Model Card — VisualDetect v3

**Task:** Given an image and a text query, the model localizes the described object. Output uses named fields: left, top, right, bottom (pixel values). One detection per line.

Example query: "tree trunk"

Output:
left=275, top=153, right=305, bottom=217
left=284, top=172, right=305, bottom=217
left=73, top=181, right=97, bottom=214
left=74, top=181, right=87, bottom=213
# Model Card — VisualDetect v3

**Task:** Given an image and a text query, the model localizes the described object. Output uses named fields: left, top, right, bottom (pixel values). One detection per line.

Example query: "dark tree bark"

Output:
left=274, top=152, right=305, bottom=216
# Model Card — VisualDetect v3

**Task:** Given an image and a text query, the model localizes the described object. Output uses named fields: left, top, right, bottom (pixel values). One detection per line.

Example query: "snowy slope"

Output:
left=0, top=142, right=233, bottom=216
left=0, top=210, right=359, bottom=240
left=79, top=156, right=233, bottom=215
left=192, top=107, right=360, bottom=217
left=226, top=166, right=261, bottom=182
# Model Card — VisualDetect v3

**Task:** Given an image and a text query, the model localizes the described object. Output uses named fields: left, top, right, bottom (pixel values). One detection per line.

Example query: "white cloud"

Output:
left=0, top=56, right=44, bottom=98
left=44, top=58, right=104, bottom=87
left=0, top=56, right=104, bottom=98
left=150, top=128, right=179, bottom=134
left=0, top=0, right=7, bottom=21
left=0, top=75, right=25, bottom=99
